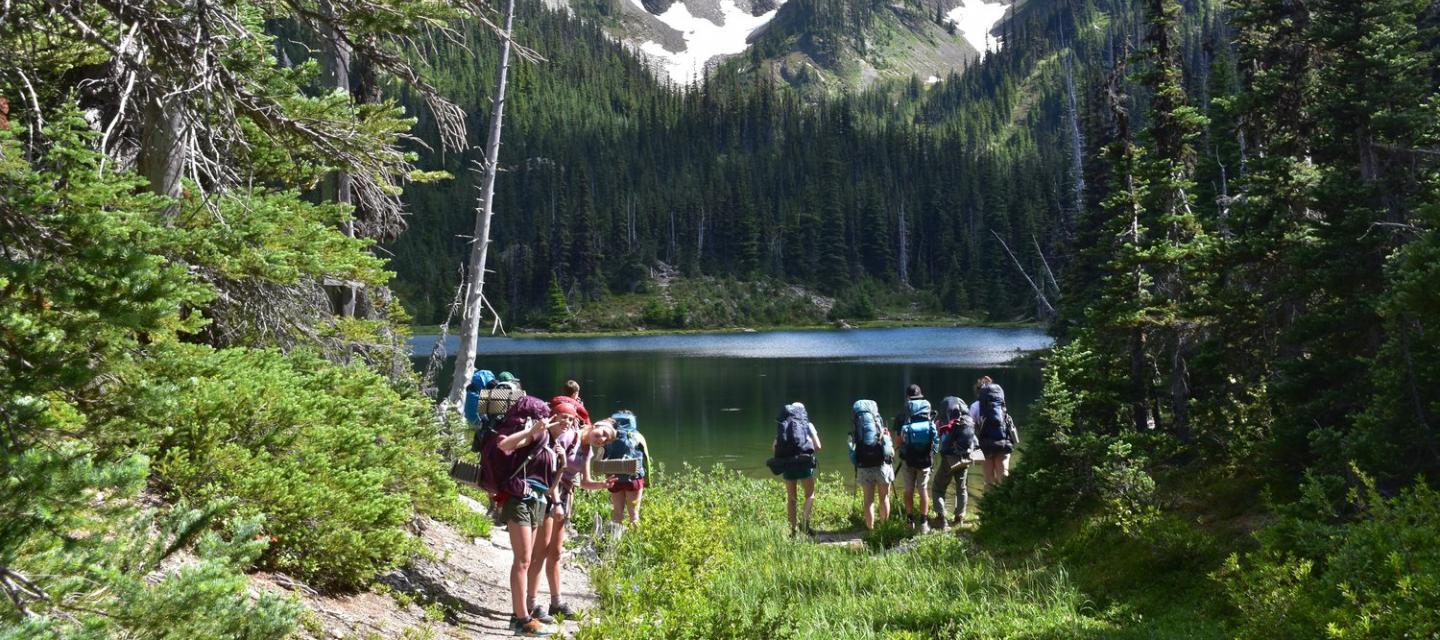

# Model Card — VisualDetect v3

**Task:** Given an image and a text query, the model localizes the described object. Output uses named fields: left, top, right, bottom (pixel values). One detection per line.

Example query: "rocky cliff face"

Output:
left=567, top=0, right=1018, bottom=89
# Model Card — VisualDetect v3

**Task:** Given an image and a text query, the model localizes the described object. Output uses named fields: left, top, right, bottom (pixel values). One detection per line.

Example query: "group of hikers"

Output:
left=458, top=369, right=1016, bottom=636
left=768, top=376, right=1018, bottom=536
left=458, top=370, right=652, bottom=637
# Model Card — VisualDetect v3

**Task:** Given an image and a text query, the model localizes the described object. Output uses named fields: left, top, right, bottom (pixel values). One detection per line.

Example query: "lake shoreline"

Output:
left=409, top=318, right=1048, bottom=340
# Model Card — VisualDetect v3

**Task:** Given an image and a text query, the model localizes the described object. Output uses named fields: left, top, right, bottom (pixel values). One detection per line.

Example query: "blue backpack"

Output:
left=900, top=398, right=936, bottom=468
left=978, top=383, right=1014, bottom=454
left=850, top=399, right=887, bottom=468
left=603, top=411, right=646, bottom=481
left=775, top=403, right=816, bottom=459
left=462, top=369, right=496, bottom=425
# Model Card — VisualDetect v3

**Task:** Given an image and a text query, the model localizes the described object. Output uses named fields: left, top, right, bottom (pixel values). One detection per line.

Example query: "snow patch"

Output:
left=947, top=0, right=1009, bottom=55
left=629, top=0, right=788, bottom=83
left=926, top=75, right=941, bottom=85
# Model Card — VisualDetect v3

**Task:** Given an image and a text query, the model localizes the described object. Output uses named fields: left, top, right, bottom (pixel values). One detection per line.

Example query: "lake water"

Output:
left=412, top=327, right=1051, bottom=477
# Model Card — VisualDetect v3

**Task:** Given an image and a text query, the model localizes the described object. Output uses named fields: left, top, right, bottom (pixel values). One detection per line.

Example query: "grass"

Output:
left=570, top=466, right=1225, bottom=639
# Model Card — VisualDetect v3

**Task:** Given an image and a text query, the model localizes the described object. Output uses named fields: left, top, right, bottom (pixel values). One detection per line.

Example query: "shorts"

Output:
left=856, top=464, right=894, bottom=486
left=782, top=466, right=816, bottom=481
left=609, top=477, right=646, bottom=493
left=901, top=465, right=931, bottom=492
left=500, top=493, right=547, bottom=529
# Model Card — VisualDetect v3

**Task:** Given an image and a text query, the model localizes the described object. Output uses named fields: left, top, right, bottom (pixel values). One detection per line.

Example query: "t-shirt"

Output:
left=969, top=401, right=981, bottom=424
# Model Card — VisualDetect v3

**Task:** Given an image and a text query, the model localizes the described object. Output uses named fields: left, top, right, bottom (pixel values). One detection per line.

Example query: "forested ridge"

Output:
left=387, top=0, right=1088, bottom=327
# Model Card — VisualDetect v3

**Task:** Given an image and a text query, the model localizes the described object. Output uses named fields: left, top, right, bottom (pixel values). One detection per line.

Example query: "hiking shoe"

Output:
left=916, top=517, right=930, bottom=535
left=935, top=517, right=949, bottom=532
left=509, top=617, right=552, bottom=636
left=529, top=604, right=556, bottom=625
left=549, top=601, right=577, bottom=618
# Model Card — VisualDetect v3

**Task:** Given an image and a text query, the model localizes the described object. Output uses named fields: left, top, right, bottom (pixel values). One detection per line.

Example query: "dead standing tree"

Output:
left=446, top=0, right=519, bottom=408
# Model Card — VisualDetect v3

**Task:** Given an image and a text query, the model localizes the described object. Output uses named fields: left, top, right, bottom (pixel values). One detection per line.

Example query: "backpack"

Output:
left=937, top=395, right=977, bottom=458
left=462, top=369, right=496, bottom=425
left=977, top=383, right=1014, bottom=455
left=850, top=399, right=888, bottom=468
left=900, top=398, right=936, bottom=468
left=775, top=403, right=816, bottom=459
left=602, top=411, right=646, bottom=481
left=474, top=395, right=552, bottom=497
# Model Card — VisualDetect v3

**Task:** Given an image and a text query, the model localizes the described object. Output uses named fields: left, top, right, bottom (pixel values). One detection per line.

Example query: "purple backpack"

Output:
left=477, top=395, right=552, bottom=497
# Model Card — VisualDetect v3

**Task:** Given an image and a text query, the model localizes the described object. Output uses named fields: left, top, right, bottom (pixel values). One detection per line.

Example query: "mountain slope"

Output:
left=568, top=0, right=1016, bottom=88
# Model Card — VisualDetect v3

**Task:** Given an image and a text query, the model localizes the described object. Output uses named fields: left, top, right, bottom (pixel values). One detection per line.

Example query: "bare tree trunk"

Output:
left=1064, top=54, right=1086, bottom=226
left=138, top=93, right=185, bottom=216
left=320, top=0, right=358, bottom=316
left=897, top=201, right=909, bottom=286
left=446, top=0, right=517, bottom=407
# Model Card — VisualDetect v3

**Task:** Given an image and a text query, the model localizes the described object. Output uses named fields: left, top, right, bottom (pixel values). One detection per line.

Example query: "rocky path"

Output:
left=257, top=499, right=597, bottom=639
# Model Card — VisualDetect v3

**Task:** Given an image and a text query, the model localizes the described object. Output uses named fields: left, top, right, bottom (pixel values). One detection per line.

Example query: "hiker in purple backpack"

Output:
left=490, top=398, right=559, bottom=637
left=773, top=402, right=822, bottom=536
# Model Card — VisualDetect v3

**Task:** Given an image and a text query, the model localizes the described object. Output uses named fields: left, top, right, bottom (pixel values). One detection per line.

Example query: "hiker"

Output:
left=556, top=379, right=591, bottom=425
left=894, top=384, right=938, bottom=533
left=976, top=379, right=1017, bottom=487
left=524, top=398, right=604, bottom=625
left=932, top=395, right=978, bottom=529
left=489, top=396, right=559, bottom=637
left=772, top=402, right=821, bottom=535
left=849, top=399, right=894, bottom=530
left=600, top=410, right=650, bottom=525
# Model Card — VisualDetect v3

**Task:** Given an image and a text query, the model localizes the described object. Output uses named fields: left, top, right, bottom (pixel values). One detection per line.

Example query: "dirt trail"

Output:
left=257, top=499, right=597, bottom=639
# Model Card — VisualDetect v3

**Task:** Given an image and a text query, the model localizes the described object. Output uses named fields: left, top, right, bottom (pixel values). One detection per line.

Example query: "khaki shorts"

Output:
left=500, top=494, right=547, bottom=529
left=901, top=465, right=931, bottom=492
left=856, top=464, right=895, bottom=486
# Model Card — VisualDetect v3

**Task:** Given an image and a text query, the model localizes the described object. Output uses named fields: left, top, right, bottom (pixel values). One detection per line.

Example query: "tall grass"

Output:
left=571, top=466, right=1217, bottom=639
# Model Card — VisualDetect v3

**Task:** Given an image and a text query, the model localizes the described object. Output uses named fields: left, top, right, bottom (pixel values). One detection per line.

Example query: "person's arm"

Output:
left=579, top=445, right=607, bottom=489
left=497, top=416, right=549, bottom=453
left=809, top=424, right=821, bottom=451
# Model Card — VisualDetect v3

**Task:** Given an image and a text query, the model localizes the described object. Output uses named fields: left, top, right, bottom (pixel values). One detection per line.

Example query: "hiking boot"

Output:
left=549, top=601, right=577, bottom=618
left=509, top=616, right=552, bottom=637
left=915, top=517, right=930, bottom=535
left=935, top=517, right=949, bottom=532
left=529, top=604, right=556, bottom=625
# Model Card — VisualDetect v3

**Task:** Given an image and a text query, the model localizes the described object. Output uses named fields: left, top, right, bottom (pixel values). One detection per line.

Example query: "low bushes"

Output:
left=151, top=345, right=454, bottom=589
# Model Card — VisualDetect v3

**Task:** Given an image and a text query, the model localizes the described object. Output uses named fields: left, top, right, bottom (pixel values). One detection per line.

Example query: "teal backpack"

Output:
left=603, top=411, right=646, bottom=481
left=900, top=398, right=936, bottom=468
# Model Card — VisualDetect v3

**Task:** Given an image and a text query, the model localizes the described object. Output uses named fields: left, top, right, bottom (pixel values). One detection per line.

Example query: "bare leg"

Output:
left=609, top=490, right=625, bottom=525
left=862, top=482, right=876, bottom=530
left=626, top=489, right=643, bottom=524
left=998, top=454, right=1010, bottom=480
left=800, top=477, right=816, bottom=530
left=526, top=515, right=554, bottom=609
left=903, top=471, right=915, bottom=519
left=508, top=521, right=536, bottom=620
left=876, top=482, right=891, bottom=522
left=785, top=480, right=798, bottom=532
left=546, top=515, right=565, bottom=605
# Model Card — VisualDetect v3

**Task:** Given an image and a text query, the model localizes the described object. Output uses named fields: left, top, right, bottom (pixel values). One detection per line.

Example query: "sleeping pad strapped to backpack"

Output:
left=900, top=398, right=937, bottom=468
left=850, top=399, right=889, bottom=468
left=471, top=395, right=552, bottom=498
left=603, top=411, right=646, bottom=482
left=977, top=383, right=1014, bottom=455
left=938, top=395, right=977, bottom=459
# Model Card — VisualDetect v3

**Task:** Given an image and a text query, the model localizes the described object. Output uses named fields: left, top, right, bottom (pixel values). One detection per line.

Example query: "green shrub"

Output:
left=152, top=345, right=453, bottom=589
left=1217, top=477, right=1440, bottom=639
left=576, top=467, right=1177, bottom=638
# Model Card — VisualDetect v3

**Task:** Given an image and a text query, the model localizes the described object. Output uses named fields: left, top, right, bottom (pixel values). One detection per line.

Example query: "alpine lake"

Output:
left=411, top=326, right=1052, bottom=479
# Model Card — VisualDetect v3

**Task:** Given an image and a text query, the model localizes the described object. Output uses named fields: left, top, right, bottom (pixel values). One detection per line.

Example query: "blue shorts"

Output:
left=782, top=466, right=816, bottom=481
